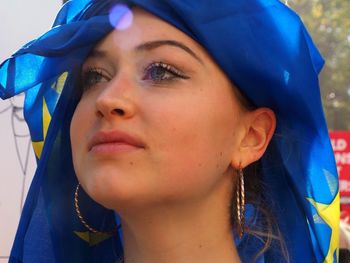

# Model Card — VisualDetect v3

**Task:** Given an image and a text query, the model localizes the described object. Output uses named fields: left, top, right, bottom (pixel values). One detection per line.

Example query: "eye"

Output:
left=81, top=68, right=110, bottom=91
left=143, top=62, right=189, bottom=83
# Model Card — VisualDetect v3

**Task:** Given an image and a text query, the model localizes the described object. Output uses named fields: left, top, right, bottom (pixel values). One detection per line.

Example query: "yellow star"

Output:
left=74, top=231, right=115, bottom=246
left=32, top=97, right=51, bottom=159
left=307, top=192, right=340, bottom=263
left=51, top=72, right=68, bottom=94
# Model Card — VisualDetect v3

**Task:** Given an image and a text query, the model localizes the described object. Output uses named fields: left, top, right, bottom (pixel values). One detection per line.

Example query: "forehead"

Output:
left=95, top=7, right=206, bottom=55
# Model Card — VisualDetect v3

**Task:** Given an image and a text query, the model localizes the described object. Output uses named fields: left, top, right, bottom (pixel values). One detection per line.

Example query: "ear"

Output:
left=231, top=108, right=276, bottom=169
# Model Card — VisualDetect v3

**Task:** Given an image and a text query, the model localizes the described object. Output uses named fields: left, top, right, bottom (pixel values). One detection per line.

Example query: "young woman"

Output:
left=0, top=0, right=339, bottom=262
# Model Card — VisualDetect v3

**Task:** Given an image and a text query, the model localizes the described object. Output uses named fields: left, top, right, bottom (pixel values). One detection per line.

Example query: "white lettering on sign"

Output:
left=340, top=196, right=350, bottom=204
left=331, top=138, right=348, bottom=151
left=334, top=153, right=350, bottom=165
left=340, top=180, right=350, bottom=192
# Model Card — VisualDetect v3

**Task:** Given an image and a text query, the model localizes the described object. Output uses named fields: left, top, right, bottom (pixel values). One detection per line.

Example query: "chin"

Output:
left=79, top=169, right=152, bottom=212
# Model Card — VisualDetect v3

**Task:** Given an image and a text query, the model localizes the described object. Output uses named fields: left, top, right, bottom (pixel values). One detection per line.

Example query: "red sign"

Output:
left=330, top=131, right=350, bottom=212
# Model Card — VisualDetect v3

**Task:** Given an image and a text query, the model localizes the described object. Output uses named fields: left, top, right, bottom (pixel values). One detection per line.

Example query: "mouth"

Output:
left=88, top=130, right=145, bottom=154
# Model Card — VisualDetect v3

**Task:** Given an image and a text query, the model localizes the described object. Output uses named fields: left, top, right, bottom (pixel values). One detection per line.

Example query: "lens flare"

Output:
left=109, top=4, right=133, bottom=31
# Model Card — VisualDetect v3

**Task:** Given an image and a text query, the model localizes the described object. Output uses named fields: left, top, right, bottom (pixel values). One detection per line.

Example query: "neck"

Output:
left=119, top=178, right=241, bottom=263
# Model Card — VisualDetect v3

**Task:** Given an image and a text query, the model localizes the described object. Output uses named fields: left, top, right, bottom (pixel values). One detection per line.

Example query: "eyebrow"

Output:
left=136, top=40, right=204, bottom=65
left=87, top=40, right=204, bottom=65
left=86, top=49, right=108, bottom=59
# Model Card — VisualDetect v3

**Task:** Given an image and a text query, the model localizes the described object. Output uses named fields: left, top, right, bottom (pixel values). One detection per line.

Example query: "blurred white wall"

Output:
left=0, top=0, right=62, bottom=261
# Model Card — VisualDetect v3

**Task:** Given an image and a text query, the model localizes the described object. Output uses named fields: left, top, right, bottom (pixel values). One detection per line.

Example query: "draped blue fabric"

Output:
left=0, top=0, right=339, bottom=262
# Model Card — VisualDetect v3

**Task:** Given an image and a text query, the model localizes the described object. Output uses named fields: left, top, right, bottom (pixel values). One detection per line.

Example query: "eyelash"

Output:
left=142, top=62, right=190, bottom=83
left=81, top=62, right=189, bottom=91
left=81, top=67, right=108, bottom=91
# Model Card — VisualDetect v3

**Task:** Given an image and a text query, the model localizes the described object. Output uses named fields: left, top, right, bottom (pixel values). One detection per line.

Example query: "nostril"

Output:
left=113, top=108, right=125, bottom=116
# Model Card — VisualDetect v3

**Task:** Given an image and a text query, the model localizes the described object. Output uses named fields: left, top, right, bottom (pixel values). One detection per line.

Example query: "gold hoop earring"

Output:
left=74, top=183, right=117, bottom=234
left=236, top=168, right=245, bottom=238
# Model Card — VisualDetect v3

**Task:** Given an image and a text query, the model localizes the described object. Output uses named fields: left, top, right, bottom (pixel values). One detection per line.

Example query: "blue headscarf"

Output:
left=0, top=0, right=339, bottom=262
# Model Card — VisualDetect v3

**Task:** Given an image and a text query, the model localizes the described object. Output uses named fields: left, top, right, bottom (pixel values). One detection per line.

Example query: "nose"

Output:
left=95, top=74, right=137, bottom=120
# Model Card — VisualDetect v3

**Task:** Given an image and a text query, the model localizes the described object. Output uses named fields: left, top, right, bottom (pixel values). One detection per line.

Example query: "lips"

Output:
left=88, top=130, right=145, bottom=153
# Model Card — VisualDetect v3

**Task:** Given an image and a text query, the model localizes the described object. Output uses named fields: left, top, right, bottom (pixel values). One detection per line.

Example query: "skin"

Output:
left=70, top=8, right=276, bottom=263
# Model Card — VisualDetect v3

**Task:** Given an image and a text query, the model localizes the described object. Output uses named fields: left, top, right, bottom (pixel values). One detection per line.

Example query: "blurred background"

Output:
left=289, top=0, right=350, bottom=131
left=0, top=0, right=349, bottom=261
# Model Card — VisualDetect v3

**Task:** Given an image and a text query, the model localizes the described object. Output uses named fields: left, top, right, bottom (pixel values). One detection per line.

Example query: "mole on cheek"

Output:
left=129, top=161, right=134, bottom=166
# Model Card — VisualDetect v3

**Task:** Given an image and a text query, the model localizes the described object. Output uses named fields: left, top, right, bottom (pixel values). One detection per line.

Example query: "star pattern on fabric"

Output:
left=32, top=97, right=51, bottom=159
left=307, top=192, right=339, bottom=263
left=51, top=72, right=68, bottom=94
left=74, top=231, right=115, bottom=246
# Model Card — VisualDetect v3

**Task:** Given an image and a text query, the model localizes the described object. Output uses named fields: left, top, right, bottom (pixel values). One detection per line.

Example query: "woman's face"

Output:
left=70, top=8, right=249, bottom=212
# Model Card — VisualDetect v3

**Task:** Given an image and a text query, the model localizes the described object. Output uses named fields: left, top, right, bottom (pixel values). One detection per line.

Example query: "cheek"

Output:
left=145, top=90, right=240, bottom=194
left=156, top=87, right=239, bottom=156
left=70, top=101, right=91, bottom=176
